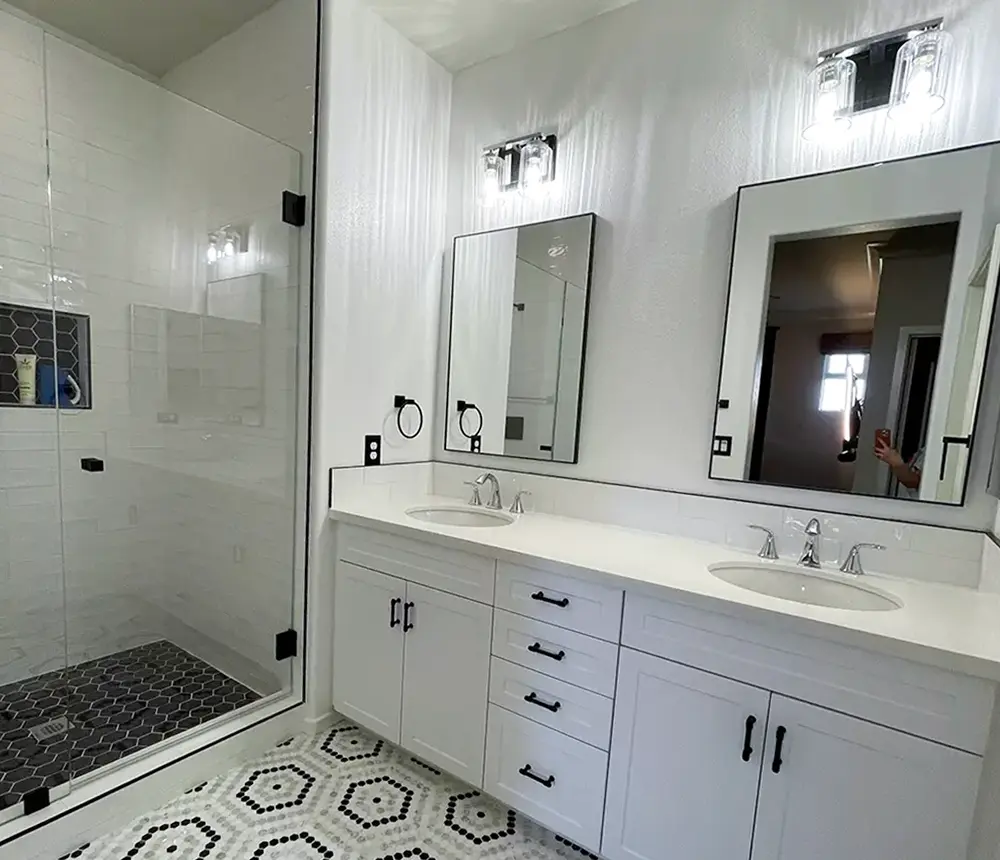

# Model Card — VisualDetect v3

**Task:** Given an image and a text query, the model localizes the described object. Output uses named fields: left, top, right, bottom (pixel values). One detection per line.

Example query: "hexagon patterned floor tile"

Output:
left=57, top=719, right=601, bottom=860
left=0, top=640, right=260, bottom=812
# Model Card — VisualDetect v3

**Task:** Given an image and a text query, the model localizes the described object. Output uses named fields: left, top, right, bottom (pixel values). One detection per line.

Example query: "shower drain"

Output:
left=29, top=716, right=73, bottom=742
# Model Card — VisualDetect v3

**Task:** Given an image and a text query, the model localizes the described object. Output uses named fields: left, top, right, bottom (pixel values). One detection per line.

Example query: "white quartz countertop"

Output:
left=330, top=495, right=1000, bottom=682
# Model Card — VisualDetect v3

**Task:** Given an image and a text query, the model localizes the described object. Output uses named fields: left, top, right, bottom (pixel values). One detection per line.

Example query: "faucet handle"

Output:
left=748, top=525, right=779, bottom=560
left=464, top=481, right=482, bottom=507
left=509, top=490, right=531, bottom=514
left=840, top=543, right=885, bottom=576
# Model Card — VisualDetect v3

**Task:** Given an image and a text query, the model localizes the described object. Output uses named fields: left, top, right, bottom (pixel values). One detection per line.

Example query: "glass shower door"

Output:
left=40, top=30, right=303, bottom=791
left=0, top=13, right=71, bottom=823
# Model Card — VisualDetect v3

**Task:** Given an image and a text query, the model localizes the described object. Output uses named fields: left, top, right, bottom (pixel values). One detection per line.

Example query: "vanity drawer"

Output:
left=485, top=705, right=607, bottom=852
left=493, top=610, right=618, bottom=697
left=489, top=657, right=613, bottom=750
left=623, top=592, right=996, bottom=754
left=495, top=561, right=623, bottom=642
left=338, top=525, right=495, bottom=604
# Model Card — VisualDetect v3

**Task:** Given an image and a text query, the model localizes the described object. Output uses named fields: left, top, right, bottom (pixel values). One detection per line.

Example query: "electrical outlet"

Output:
left=364, top=435, right=382, bottom=466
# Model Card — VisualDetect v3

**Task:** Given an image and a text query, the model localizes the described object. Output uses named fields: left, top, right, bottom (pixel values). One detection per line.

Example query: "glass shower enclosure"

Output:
left=0, top=20, right=307, bottom=822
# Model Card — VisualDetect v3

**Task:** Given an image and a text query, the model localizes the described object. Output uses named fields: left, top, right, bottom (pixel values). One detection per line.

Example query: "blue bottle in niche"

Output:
left=37, top=361, right=83, bottom=407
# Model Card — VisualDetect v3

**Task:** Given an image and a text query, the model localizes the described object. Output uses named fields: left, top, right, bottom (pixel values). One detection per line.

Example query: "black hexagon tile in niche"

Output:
left=122, top=816, right=221, bottom=859
left=320, top=723, right=386, bottom=763
left=338, top=775, right=414, bottom=829
left=444, top=791, right=518, bottom=845
left=236, top=763, right=317, bottom=814
left=250, top=831, right=337, bottom=859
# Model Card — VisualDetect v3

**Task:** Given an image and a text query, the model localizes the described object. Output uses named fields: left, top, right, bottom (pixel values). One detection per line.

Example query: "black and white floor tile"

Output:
left=56, top=719, right=600, bottom=860
left=0, top=641, right=260, bottom=811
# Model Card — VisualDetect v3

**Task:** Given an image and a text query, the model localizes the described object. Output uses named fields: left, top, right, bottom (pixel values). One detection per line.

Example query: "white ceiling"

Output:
left=364, top=0, right=641, bottom=71
left=2, top=0, right=282, bottom=77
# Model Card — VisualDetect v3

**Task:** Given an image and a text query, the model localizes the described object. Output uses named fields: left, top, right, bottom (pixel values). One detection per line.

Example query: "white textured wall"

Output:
left=307, top=0, right=450, bottom=723
left=314, top=0, right=450, bottom=467
left=438, top=0, right=1000, bottom=530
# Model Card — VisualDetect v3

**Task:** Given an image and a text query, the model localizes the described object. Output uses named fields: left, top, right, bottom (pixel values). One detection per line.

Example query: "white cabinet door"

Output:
left=333, top=562, right=406, bottom=742
left=401, top=582, right=492, bottom=786
left=602, top=648, right=770, bottom=860
left=752, top=696, right=982, bottom=860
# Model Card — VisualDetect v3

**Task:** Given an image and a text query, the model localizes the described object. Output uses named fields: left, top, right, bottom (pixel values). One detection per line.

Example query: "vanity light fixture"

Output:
left=888, top=28, right=954, bottom=124
left=803, top=18, right=950, bottom=142
left=802, top=57, right=857, bottom=142
left=480, top=132, right=558, bottom=203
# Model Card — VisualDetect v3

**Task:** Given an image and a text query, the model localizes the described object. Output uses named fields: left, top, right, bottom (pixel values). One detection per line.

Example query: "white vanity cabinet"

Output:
left=333, top=555, right=493, bottom=786
left=602, top=648, right=771, bottom=860
left=751, top=695, right=981, bottom=860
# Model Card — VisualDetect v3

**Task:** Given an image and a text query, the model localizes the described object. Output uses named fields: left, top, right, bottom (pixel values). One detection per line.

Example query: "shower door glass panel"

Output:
left=43, top=32, right=301, bottom=787
left=0, top=11, right=71, bottom=823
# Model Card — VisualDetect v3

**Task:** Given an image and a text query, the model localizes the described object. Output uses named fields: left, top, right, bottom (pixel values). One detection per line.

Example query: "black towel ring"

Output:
left=394, top=395, right=424, bottom=440
left=457, top=400, right=484, bottom=439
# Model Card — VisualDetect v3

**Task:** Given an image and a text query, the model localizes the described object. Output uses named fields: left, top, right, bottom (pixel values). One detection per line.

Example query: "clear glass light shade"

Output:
left=888, top=29, right=953, bottom=124
left=802, top=57, right=857, bottom=142
left=519, top=138, right=554, bottom=197
left=482, top=151, right=504, bottom=203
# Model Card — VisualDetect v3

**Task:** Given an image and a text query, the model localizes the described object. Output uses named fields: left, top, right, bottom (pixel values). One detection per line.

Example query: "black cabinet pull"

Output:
left=524, top=692, right=561, bottom=713
left=518, top=765, right=555, bottom=788
left=389, top=598, right=401, bottom=629
left=531, top=591, right=570, bottom=608
left=527, top=642, right=565, bottom=662
left=771, top=726, right=787, bottom=773
left=741, top=715, right=756, bottom=762
left=403, top=601, right=415, bottom=632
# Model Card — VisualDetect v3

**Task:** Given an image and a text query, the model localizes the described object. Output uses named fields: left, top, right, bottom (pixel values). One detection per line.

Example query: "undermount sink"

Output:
left=406, top=505, right=515, bottom=528
left=709, top=562, right=902, bottom=612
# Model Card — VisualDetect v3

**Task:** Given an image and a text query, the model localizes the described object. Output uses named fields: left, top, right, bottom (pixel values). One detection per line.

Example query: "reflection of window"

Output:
left=819, top=353, right=868, bottom=412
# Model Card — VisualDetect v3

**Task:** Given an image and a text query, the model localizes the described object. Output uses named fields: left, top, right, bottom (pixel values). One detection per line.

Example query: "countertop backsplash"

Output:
left=328, top=461, right=987, bottom=589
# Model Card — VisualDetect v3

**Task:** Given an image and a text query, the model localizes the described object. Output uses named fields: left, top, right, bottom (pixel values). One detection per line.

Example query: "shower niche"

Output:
left=0, top=301, right=92, bottom=409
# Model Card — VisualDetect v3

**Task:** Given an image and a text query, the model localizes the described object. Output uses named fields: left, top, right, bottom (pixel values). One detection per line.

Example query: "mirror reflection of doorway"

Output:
left=886, top=331, right=940, bottom=498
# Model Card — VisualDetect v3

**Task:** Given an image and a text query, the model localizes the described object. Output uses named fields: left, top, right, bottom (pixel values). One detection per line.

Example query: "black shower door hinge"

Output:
left=275, top=629, right=299, bottom=661
left=282, top=191, right=307, bottom=227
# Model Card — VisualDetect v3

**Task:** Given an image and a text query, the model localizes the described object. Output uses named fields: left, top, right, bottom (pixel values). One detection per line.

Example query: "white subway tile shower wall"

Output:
left=0, top=7, right=306, bottom=690
left=436, top=0, right=1000, bottom=531
left=432, top=464, right=985, bottom=588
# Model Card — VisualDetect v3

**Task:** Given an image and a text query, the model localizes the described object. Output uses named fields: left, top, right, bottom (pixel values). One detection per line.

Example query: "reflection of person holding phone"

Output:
left=874, top=432, right=923, bottom=495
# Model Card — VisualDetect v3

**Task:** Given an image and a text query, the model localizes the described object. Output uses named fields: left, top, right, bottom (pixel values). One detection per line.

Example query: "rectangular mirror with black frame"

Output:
left=445, top=214, right=596, bottom=463
left=711, top=143, right=1000, bottom=505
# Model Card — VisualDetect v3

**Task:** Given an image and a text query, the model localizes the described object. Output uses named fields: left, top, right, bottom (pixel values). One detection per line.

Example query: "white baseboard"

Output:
left=0, top=698, right=305, bottom=860
left=303, top=710, right=339, bottom=735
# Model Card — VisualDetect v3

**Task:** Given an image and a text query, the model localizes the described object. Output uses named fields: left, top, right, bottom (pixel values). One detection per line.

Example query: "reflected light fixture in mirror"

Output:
left=802, top=57, right=856, bottom=142
left=888, top=29, right=954, bottom=124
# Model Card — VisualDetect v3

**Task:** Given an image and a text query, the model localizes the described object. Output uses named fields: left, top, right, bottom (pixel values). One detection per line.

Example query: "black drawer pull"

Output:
left=403, top=601, right=415, bottom=632
left=771, top=726, right=787, bottom=774
left=528, top=642, right=565, bottom=662
left=518, top=765, right=555, bottom=788
left=531, top=591, right=569, bottom=608
left=741, top=715, right=756, bottom=762
left=389, top=598, right=401, bottom=628
left=524, top=692, right=562, bottom=713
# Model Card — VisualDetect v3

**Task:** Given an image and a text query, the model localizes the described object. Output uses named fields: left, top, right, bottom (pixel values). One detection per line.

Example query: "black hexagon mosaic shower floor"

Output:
left=56, top=718, right=602, bottom=860
left=0, top=640, right=259, bottom=812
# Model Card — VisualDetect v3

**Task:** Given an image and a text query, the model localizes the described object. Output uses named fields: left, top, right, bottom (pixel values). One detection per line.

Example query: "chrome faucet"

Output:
left=475, top=473, right=502, bottom=510
left=798, top=518, right=822, bottom=568
left=840, top=543, right=886, bottom=576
